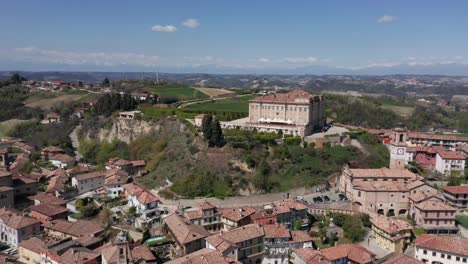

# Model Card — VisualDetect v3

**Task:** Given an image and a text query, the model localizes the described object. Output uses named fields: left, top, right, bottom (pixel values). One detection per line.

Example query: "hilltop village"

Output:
left=0, top=75, right=467, bottom=264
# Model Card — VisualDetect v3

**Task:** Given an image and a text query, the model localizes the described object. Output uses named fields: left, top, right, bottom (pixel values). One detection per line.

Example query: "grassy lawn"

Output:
left=185, top=95, right=254, bottom=112
left=0, top=119, right=36, bottom=136
left=380, top=104, right=415, bottom=118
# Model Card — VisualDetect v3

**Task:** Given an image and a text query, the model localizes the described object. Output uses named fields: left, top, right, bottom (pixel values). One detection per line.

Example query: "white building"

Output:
left=0, top=208, right=41, bottom=247
left=414, top=234, right=468, bottom=264
left=71, top=171, right=105, bottom=194
left=435, top=151, right=465, bottom=175
left=123, top=183, right=161, bottom=227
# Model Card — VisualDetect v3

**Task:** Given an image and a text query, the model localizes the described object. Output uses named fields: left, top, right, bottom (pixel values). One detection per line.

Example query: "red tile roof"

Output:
left=290, top=230, right=313, bottom=243
left=349, top=168, right=417, bottom=179
left=18, top=237, right=47, bottom=254
left=221, top=207, right=256, bottom=222
left=131, top=245, right=157, bottom=263
left=353, top=180, right=408, bottom=192
left=123, top=183, right=159, bottom=204
left=370, top=215, right=413, bottom=236
left=0, top=208, right=40, bottom=230
left=320, top=244, right=375, bottom=264
left=443, top=185, right=468, bottom=195
left=28, top=192, right=66, bottom=206
left=163, top=213, right=210, bottom=245
left=29, top=203, right=68, bottom=217
left=43, top=219, right=103, bottom=238
left=263, top=224, right=290, bottom=239
left=415, top=234, right=468, bottom=256
left=166, top=248, right=240, bottom=264
left=437, top=151, right=465, bottom=160
left=415, top=199, right=456, bottom=211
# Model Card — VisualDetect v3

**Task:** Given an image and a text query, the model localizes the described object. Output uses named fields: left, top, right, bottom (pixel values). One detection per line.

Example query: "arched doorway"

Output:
left=387, top=209, right=395, bottom=217
left=398, top=209, right=407, bottom=215
left=377, top=209, right=384, bottom=215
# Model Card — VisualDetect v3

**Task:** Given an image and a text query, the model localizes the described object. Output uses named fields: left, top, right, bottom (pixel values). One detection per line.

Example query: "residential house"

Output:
left=194, top=114, right=206, bottom=127
left=45, top=112, right=61, bottom=123
left=184, top=201, right=223, bottom=232
left=71, top=171, right=106, bottom=194
left=29, top=203, right=69, bottom=224
left=163, top=213, right=210, bottom=258
left=221, top=207, right=256, bottom=230
left=123, top=183, right=161, bottom=227
left=0, top=208, right=41, bottom=247
left=291, top=244, right=376, bottom=264
left=443, top=185, right=468, bottom=210
left=105, top=157, right=147, bottom=176
left=41, top=146, right=75, bottom=169
left=206, top=224, right=265, bottom=264
left=42, top=219, right=104, bottom=242
left=370, top=215, right=413, bottom=253
left=435, top=151, right=465, bottom=175
left=414, top=234, right=468, bottom=264
left=289, top=231, right=313, bottom=249
left=166, top=248, right=240, bottom=264
left=18, top=237, right=47, bottom=264
left=262, top=224, right=291, bottom=264
left=413, top=198, right=457, bottom=234
left=95, top=231, right=156, bottom=264
left=271, top=199, right=308, bottom=229
left=103, top=169, right=129, bottom=198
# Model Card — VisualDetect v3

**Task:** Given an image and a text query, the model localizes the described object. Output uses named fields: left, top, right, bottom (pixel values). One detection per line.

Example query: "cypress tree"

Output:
left=201, top=114, right=213, bottom=140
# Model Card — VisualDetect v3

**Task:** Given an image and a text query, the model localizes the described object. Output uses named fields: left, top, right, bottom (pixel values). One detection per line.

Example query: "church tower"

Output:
left=389, top=127, right=407, bottom=169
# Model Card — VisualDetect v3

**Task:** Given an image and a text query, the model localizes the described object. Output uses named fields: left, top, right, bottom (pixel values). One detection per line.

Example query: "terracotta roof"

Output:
left=29, top=203, right=68, bottom=217
left=42, top=146, right=64, bottom=153
left=184, top=210, right=203, bottom=220
left=293, top=248, right=320, bottom=263
left=95, top=242, right=134, bottom=263
left=320, top=244, right=375, bottom=264
left=353, top=180, right=408, bottom=192
left=370, top=215, right=412, bottom=236
left=415, top=199, right=456, bottom=211
left=221, top=207, right=256, bottom=222
left=0, top=208, right=40, bottom=230
left=382, top=254, right=424, bottom=264
left=290, top=230, right=313, bottom=243
left=18, top=237, right=47, bottom=254
left=406, top=180, right=426, bottom=190
left=414, top=234, right=468, bottom=256
left=28, top=192, right=66, bottom=206
left=199, top=201, right=217, bottom=211
left=0, top=170, right=12, bottom=178
left=46, top=175, right=68, bottom=193
left=263, top=224, right=291, bottom=239
left=408, top=132, right=468, bottom=142
left=123, top=183, right=159, bottom=204
left=250, top=89, right=319, bottom=104
left=43, top=219, right=103, bottom=238
left=271, top=199, right=308, bottom=214
left=59, top=247, right=100, bottom=264
left=74, top=171, right=106, bottom=181
left=106, top=157, right=131, bottom=167
left=409, top=188, right=441, bottom=203
left=46, top=112, right=60, bottom=119
left=46, top=168, right=68, bottom=179
left=130, top=160, right=146, bottom=167
left=166, top=248, right=240, bottom=264
left=205, top=235, right=238, bottom=254
left=443, top=185, right=468, bottom=195
left=437, top=151, right=465, bottom=160
left=349, top=168, right=417, bottom=179
left=164, top=213, right=210, bottom=245
left=49, top=153, right=75, bottom=164
left=0, top=186, right=13, bottom=193
left=131, top=245, right=157, bottom=263
left=207, top=224, right=264, bottom=245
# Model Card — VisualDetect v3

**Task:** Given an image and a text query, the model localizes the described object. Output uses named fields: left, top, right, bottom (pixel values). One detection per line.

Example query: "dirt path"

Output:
left=177, top=93, right=253, bottom=108
left=69, top=125, right=82, bottom=160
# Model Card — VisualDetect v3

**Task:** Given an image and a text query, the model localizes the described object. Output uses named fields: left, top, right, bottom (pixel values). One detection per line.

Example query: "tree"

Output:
left=294, top=220, right=302, bottom=230
left=102, top=77, right=110, bottom=87
left=10, top=73, right=26, bottom=83
left=210, top=119, right=224, bottom=147
left=98, top=208, right=112, bottom=228
left=201, top=115, right=213, bottom=140
left=342, top=215, right=365, bottom=242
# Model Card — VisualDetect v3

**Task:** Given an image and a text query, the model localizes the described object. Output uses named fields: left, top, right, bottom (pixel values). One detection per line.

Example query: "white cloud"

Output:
left=14, top=47, right=160, bottom=67
left=377, top=15, right=399, bottom=23
left=284, top=57, right=319, bottom=63
left=258, top=58, right=270, bottom=63
left=182, top=18, right=199, bottom=29
left=151, top=24, right=177, bottom=32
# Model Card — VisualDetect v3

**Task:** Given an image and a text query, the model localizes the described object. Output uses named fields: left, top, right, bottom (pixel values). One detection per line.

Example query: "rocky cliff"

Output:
left=92, top=117, right=190, bottom=143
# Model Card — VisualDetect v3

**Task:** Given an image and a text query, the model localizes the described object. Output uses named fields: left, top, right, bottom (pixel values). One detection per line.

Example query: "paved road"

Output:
left=154, top=185, right=343, bottom=209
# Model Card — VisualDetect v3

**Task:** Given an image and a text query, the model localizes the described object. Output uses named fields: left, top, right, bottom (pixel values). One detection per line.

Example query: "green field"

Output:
left=146, top=85, right=208, bottom=101
left=380, top=104, right=415, bottom=118
left=185, top=95, right=254, bottom=112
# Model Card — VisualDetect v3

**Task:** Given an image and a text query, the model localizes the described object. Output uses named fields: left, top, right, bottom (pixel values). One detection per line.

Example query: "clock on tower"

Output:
left=389, top=128, right=407, bottom=169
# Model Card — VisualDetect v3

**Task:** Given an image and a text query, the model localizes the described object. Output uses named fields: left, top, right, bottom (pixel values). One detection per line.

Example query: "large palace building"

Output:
left=242, top=90, right=325, bottom=137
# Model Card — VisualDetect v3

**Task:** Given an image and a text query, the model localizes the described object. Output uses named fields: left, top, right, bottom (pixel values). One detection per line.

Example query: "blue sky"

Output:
left=1, top=0, right=468, bottom=74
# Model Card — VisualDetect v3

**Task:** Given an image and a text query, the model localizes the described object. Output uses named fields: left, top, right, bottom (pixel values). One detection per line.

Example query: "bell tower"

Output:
left=389, top=127, right=407, bottom=169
